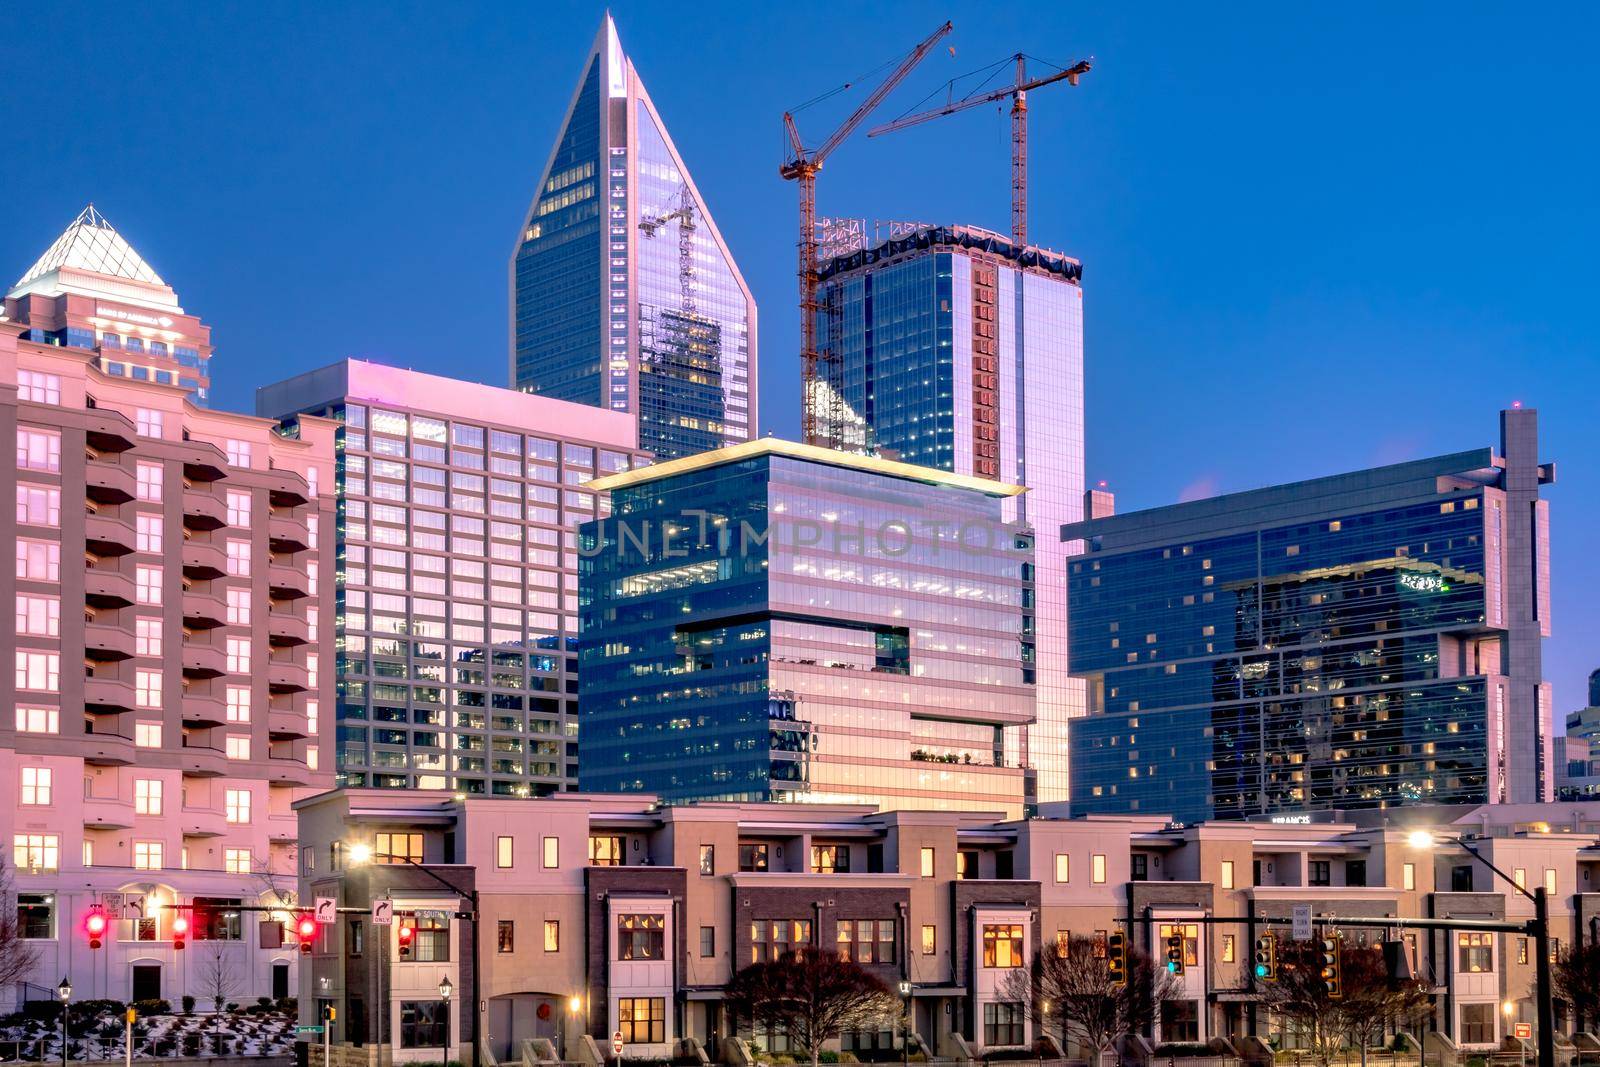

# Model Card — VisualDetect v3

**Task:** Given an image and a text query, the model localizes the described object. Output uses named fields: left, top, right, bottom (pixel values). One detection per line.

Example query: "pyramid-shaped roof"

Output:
left=12, top=205, right=167, bottom=294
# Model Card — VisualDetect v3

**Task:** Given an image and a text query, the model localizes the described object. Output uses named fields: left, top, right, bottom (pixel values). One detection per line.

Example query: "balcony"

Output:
left=179, top=741, right=227, bottom=777
left=180, top=807, right=228, bottom=838
left=269, top=708, right=310, bottom=739
left=84, top=569, right=135, bottom=608
left=267, top=813, right=298, bottom=843
left=85, top=623, right=136, bottom=661
left=182, top=490, right=227, bottom=531
left=268, top=516, right=310, bottom=553
left=267, top=757, right=316, bottom=787
left=84, top=676, right=136, bottom=713
left=267, top=661, right=310, bottom=693
left=264, top=469, right=311, bottom=508
left=181, top=643, right=227, bottom=678
left=181, top=541, right=227, bottom=580
left=177, top=440, right=229, bottom=483
left=182, top=590, right=228, bottom=629
left=83, top=794, right=135, bottom=830
left=85, top=462, right=136, bottom=505
left=82, top=732, right=136, bottom=766
left=268, top=566, right=311, bottom=600
left=83, top=409, right=137, bottom=453
left=85, top=513, right=136, bottom=557
left=181, top=692, right=227, bottom=727
left=267, top=613, right=310, bottom=646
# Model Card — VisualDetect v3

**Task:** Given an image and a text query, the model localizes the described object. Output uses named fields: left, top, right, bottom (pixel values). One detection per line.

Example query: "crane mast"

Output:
left=782, top=20, right=954, bottom=448
left=868, top=53, right=1091, bottom=249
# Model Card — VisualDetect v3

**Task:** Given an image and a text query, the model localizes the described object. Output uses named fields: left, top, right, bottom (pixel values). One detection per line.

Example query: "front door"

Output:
left=273, top=962, right=290, bottom=1000
left=132, top=965, right=161, bottom=1002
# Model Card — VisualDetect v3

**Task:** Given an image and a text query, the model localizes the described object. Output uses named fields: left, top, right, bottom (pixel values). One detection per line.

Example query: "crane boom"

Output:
left=865, top=54, right=1091, bottom=247
left=781, top=20, right=954, bottom=448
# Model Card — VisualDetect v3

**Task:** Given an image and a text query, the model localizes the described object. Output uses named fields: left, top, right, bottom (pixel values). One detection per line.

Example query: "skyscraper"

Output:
left=509, top=15, right=756, bottom=461
left=4, top=206, right=216, bottom=405
left=257, top=359, right=647, bottom=795
left=578, top=438, right=1036, bottom=818
left=1064, top=409, right=1556, bottom=822
left=816, top=224, right=1085, bottom=805
left=2, top=319, right=334, bottom=1006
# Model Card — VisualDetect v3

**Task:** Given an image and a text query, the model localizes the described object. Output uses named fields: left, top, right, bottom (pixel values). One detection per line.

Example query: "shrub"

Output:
left=1156, top=1045, right=1216, bottom=1057
left=182, top=995, right=196, bottom=1014
left=133, top=999, right=172, bottom=1018
left=182, top=1033, right=202, bottom=1056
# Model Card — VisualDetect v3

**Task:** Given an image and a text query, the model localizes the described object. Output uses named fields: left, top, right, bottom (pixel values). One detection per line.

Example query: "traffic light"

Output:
left=397, top=921, right=415, bottom=959
left=84, top=909, right=108, bottom=950
left=172, top=913, right=189, bottom=951
left=1319, top=936, right=1342, bottom=999
left=1165, top=929, right=1186, bottom=975
left=1106, top=932, right=1127, bottom=986
left=1253, top=933, right=1277, bottom=981
left=297, top=915, right=317, bottom=956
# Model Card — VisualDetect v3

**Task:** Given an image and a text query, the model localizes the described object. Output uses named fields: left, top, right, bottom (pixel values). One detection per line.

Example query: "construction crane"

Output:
left=782, top=20, right=954, bottom=448
left=869, top=53, right=1091, bottom=249
left=639, top=185, right=697, bottom=316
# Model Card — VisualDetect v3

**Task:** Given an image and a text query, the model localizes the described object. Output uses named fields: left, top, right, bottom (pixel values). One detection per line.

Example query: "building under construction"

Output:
left=812, top=220, right=1087, bottom=808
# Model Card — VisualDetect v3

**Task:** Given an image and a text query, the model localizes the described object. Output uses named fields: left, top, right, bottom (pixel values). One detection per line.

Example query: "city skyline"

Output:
left=0, top=1, right=1594, bottom=715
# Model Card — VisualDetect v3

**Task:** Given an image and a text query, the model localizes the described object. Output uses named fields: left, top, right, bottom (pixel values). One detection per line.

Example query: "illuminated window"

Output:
left=15, top=707, right=59, bottom=734
left=13, top=833, right=59, bottom=872
left=921, top=925, right=937, bottom=955
left=16, top=483, right=61, bottom=526
left=225, top=789, right=251, bottom=824
left=225, top=687, right=250, bottom=723
left=15, top=651, right=61, bottom=692
left=496, top=836, right=514, bottom=869
left=135, top=779, right=163, bottom=815
left=226, top=637, right=250, bottom=673
left=135, top=721, right=162, bottom=748
left=136, top=513, right=163, bottom=553
left=1403, top=862, right=1416, bottom=891
left=226, top=491, right=251, bottom=526
left=225, top=439, right=251, bottom=467
left=16, top=429, right=60, bottom=472
left=1054, top=854, right=1070, bottom=883
left=133, top=841, right=164, bottom=870
left=542, top=836, right=559, bottom=868
left=920, top=847, right=936, bottom=878
left=135, top=565, right=162, bottom=605
left=227, top=588, right=251, bottom=625
left=15, top=594, right=59, bottom=637
left=225, top=735, right=250, bottom=761
left=1092, top=854, right=1107, bottom=884
left=135, top=409, right=163, bottom=438
left=225, top=848, right=252, bottom=874
left=374, top=833, right=423, bottom=864
left=1220, top=860, right=1235, bottom=889
left=136, top=462, right=163, bottom=501
left=981, top=924, right=1025, bottom=968
left=543, top=920, right=559, bottom=952
left=136, top=670, right=162, bottom=708
left=19, top=767, right=51, bottom=806
left=226, top=540, right=251, bottom=576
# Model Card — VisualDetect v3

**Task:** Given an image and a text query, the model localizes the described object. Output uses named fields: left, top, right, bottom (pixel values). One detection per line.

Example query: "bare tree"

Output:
left=1000, top=935, right=1180, bottom=1063
left=723, top=953, right=902, bottom=1067
left=199, top=942, right=241, bottom=1014
left=0, top=853, right=41, bottom=989
left=1259, top=939, right=1431, bottom=1067
left=1555, top=940, right=1600, bottom=1034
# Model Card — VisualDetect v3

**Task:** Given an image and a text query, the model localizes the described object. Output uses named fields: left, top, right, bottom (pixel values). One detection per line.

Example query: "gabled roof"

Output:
left=11, top=205, right=166, bottom=293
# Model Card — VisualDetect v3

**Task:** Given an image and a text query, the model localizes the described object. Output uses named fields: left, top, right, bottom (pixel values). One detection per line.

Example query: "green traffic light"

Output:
left=1255, top=964, right=1268, bottom=977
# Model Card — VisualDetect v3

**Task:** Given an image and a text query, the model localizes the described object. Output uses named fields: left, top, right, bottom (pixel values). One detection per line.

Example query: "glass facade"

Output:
left=816, top=228, right=1085, bottom=805
left=511, top=16, right=754, bottom=462
left=1065, top=441, right=1555, bottom=822
left=578, top=444, right=1035, bottom=815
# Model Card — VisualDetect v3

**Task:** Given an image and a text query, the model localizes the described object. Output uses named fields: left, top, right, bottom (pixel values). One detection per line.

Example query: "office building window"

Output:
left=16, top=429, right=60, bottom=472
left=1403, top=862, right=1416, bottom=891
left=617, top=998, right=665, bottom=1044
left=135, top=565, right=162, bottom=605
left=135, top=409, right=163, bottom=438
left=226, top=687, right=251, bottom=723
left=16, top=484, right=60, bottom=527
left=617, top=913, right=665, bottom=961
left=542, top=836, right=558, bottom=868
left=16, top=539, right=61, bottom=580
left=14, top=594, right=59, bottom=638
left=1092, top=854, right=1107, bottom=884
left=136, top=514, right=163, bottom=553
left=920, top=847, right=935, bottom=878
left=1054, top=854, right=1070, bottom=883
left=17, top=371, right=61, bottom=405
left=136, top=462, right=163, bottom=501
left=544, top=920, right=559, bottom=952
left=498, top=921, right=514, bottom=954
left=496, top=836, right=514, bottom=869
left=983, top=1002, right=1024, bottom=1047
left=15, top=651, right=60, bottom=693
left=1220, top=860, right=1235, bottom=889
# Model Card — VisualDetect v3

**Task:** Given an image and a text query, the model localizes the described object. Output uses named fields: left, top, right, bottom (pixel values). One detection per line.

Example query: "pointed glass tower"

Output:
left=6, top=205, right=215, bottom=405
left=510, top=15, right=756, bottom=461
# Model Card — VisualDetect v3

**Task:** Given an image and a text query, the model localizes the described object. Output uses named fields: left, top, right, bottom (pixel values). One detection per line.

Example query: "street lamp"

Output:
left=57, top=977, right=71, bottom=1067
left=1410, top=831, right=1552, bottom=1067
left=439, top=978, right=453, bottom=1067
left=897, top=980, right=912, bottom=1067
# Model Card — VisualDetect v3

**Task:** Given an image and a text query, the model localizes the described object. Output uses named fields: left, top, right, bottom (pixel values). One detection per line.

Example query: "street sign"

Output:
left=123, top=896, right=145, bottom=920
left=314, top=897, right=337, bottom=925
left=1292, top=904, right=1313, bottom=941
left=1515, top=1023, right=1532, bottom=1040
left=297, top=1026, right=325, bottom=1035
left=372, top=899, right=394, bottom=926
left=612, top=1031, right=624, bottom=1056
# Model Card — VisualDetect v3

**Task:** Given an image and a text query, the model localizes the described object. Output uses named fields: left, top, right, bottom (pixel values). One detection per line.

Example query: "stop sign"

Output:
left=612, top=1031, right=624, bottom=1055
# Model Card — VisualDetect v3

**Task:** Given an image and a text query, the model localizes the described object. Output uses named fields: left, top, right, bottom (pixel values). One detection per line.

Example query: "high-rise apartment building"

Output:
left=5, top=206, right=215, bottom=405
left=816, top=224, right=1084, bottom=805
left=578, top=438, right=1036, bottom=817
left=509, top=14, right=756, bottom=461
left=1065, top=408, right=1555, bottom=823
left=2, top=321, right=335, bottom=1006
left=257, top=360, right=647, bottom=796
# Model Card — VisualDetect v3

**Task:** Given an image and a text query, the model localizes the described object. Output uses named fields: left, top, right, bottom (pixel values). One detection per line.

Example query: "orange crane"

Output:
left=782, top=20, right=954, bottom=448
left=869, top=53, right=1092, bottom=249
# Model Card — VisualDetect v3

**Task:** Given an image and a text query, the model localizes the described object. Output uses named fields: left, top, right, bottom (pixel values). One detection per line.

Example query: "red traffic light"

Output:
left=85, top=911, right=108, bottom=949
left=397, top=924, right=414, bottom=943
left=297, top=916, right=317, bottom=939
left=172, top=913, right=189, bottom=949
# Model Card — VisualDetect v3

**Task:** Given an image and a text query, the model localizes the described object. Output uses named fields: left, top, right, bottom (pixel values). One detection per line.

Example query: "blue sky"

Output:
left=3, top=2, right=1595, bottom=711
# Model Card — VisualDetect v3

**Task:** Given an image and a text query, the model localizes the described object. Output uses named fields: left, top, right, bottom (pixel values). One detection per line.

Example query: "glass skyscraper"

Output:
left=816, top=225, right=1085, bottom=806
left=1064, top=409, right=1555, bottom=823
left=578, top=439, right=1037, bottom=817
left=257, top=359, right=648, bottom=796
left=509, top=15, right=756, bottom=462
